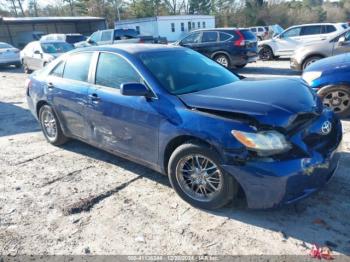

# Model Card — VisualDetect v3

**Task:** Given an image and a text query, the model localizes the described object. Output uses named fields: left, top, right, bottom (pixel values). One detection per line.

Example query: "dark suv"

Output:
left=175, top=28, right=258, bottom=68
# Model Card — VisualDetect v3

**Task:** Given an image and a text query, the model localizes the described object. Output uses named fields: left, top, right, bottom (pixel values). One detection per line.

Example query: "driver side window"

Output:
left=181, top=32, right=201, bottom=44
left=95, top=53, right=142, bottom=89
left=281, top=27, right=301, bottom=38
left=90, top=32, right=100, bottom=43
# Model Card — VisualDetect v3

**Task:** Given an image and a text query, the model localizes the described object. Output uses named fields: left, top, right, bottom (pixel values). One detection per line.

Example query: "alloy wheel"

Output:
left=175, top=154, right=223, bottom=202
left=323, top=90, right=350, bottom=113
left=41, top=110, right=57, bottom=139
left=216, top=56, right=229, bottom=67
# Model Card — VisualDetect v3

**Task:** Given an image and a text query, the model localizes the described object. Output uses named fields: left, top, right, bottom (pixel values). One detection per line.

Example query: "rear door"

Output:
left=46, top=52, right=93, bottom=140
left=196, top=31, right=219, bottom=57
left=274, top=26, right=302, bottom=56
left=299, top=25, right=323, bottom=43
left=85, top=52, right=160, bottom=164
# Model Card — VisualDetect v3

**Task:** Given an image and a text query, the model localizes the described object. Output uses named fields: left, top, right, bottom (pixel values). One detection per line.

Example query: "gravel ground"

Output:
left=1, top=60, right=350, bottom=256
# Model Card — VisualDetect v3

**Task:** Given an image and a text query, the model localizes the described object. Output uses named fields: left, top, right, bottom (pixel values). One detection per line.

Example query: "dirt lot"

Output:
left=1, top=60, right=350, bottom=256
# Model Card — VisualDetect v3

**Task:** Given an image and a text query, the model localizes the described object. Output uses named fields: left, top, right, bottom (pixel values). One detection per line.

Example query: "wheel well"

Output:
left=36, top=100, right=48, bottom=118
left=163, top=135, right=247, bottom=206
left=163, top=135, right=214, bottom=175
left=302, top=54, right=325, bottom=66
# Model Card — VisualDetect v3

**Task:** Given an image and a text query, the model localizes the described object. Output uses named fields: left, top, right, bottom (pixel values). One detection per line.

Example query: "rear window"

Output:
left=219, top=32, right=232, bottom=41
left=238, top=29, right=256, bottom=40
left=65, top=35, right=86, bottom=44
left=115, top=29, right=138, bottom=40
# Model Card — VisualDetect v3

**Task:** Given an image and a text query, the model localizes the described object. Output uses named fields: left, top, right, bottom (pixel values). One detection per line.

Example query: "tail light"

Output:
left=25, top=78, right=32, bottom=96
left=234, top=30, right=245, bottom=47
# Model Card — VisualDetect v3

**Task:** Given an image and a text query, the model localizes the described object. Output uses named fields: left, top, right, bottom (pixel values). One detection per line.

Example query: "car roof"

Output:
left=74, top=44, right=185, bottom=55
left=39, top=40, right=69, bottom=43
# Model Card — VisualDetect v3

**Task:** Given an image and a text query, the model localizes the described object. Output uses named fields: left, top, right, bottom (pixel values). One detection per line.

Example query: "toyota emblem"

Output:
left=321, top=121, right=332, bottom=135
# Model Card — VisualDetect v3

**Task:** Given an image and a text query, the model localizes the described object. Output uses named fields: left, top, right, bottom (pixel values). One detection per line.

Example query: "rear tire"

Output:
left=302, top=56, right=323, bottom=70
left=39, top=105, right=68, bottom=146
left=318, top=85, right=350, bottom=118
left=214, top=54, right=230, bottom=68
left=259, top=46, right=274, bottom=60
left=23, top=62, right=32, bottom=74
left=168, top=142, right=237, bottom=210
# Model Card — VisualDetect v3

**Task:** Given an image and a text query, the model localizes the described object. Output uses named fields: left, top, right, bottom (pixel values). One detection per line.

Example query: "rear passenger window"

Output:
left=201, top=32, right=218, bottom=43
left=50, top=61, right=65, bottom=77
left=325, top=25, right=336, bottom=33
left=258, top=27, right=264, bottom=32
left=95, top=53, right=141, bottom=89
left=63, top=52, right=92, bottom=82
left=219, top=32, right=232, bottom=41
left=300, top=26, right=322, bottom=36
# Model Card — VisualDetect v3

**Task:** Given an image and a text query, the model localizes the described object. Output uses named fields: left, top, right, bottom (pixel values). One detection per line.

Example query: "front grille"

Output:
left=287, top=113, right=318, bottom=135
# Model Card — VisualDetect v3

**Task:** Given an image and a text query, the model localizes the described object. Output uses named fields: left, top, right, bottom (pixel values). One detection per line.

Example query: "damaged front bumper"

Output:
left=222, top=110, right=343, bottom=209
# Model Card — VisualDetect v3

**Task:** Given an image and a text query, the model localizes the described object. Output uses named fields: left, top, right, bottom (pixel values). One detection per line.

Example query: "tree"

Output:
left=189, top=0, right=211, bottom=14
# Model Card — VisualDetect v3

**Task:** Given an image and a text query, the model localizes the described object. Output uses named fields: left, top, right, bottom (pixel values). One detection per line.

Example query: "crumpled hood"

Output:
left=178, top=79, right=322, bottom=128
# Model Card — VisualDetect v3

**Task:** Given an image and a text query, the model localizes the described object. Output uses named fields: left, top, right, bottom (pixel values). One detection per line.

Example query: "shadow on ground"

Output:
left=0, top=102, right=40, bottom=137
left=61, top=139, right=350, bottom=255
left=0, top=66, right=24, bottom=75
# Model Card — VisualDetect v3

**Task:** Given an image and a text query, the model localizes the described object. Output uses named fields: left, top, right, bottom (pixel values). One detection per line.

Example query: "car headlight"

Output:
left=302, top=71, right=322, bottom=85
left=232, top=130, right=291, bottom=156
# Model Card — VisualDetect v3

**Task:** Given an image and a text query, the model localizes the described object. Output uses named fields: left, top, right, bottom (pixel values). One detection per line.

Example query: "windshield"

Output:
left=0, top=43, right=13, bottom=49
left=41, top=42, right=74, bottom=54
left=139, top=49, right=239, bottom=95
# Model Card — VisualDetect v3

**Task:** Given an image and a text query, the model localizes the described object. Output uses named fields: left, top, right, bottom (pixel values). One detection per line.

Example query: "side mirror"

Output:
left=338, top=36, right=346, bottom=45
left=120, top=83, right=150, bottom=97
left=34, top=50, right=41, bottom=55
left=87, top=38, right=96, bottom=45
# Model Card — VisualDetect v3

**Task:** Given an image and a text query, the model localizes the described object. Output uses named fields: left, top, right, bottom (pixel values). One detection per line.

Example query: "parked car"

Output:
left=41, top=34, right=87, bottom=45
left=14, top=31, right=45, bottom=49
left=291, top=29, right=350, bottom=71
left=249, top=26, right=268, bottom=41
left=302, top=53, right=350, bottom=118
left=26, top=44, right=342, bottom=210
left=74, top=28, right=154, bottom=48
left=259, top=23, right=347, bottom=60
left=0, top=42, right=21, bottom=68
left=21, top=40, right=74, bottom=73
left=174, top=28, right=258, bottom=68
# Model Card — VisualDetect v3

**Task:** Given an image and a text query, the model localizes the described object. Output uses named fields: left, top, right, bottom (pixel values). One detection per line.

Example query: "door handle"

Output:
left=89, top=93, right=100, bottom=103
left=47, top=82, right=54, bottom=90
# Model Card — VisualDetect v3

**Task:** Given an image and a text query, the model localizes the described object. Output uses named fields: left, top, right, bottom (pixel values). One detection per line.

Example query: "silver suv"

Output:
left=291, top=29, right=350, bottom=71
left=259, top=23, right=348, bottom=60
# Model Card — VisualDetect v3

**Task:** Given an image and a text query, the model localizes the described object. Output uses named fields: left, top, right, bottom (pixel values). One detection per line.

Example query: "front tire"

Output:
left=39, top=105, right=68, bottom=145
left=259, top=46, right=274, bottom=60
left=302, top=56, right=323, bottom=70
left=168, top=142, right=237, bottom=210
left=318, top=85, right=350, bottom=118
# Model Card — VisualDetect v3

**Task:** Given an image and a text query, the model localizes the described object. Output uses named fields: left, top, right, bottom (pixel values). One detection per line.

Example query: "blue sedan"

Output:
left=303, top=53, right=350, bottom=118
left=26, top=44, right=342, bottom=210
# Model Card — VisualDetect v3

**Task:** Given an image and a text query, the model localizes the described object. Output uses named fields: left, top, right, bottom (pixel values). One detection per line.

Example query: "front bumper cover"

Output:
left=222, top=111, right=342, bottom=209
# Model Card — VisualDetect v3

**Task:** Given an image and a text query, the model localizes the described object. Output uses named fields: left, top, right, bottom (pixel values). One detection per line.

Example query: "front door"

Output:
left=179, top=32, right=202, bottom=52
left=275, top=27, right=302, bottom=56
left=85, top=52, right=160, bottom=164
left=333, top=31, right=350, bottom=55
